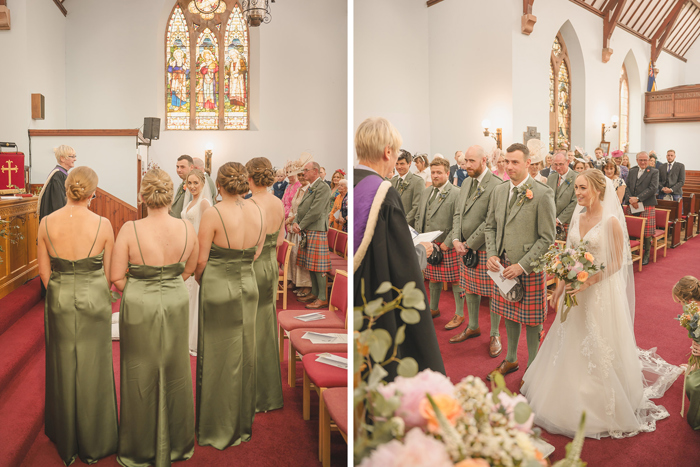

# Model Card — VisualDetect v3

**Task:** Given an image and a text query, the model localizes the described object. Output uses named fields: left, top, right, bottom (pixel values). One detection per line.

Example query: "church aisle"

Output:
left=0, top=280, right=345, bottom=467
left=428, top=238, right=700, bottom=465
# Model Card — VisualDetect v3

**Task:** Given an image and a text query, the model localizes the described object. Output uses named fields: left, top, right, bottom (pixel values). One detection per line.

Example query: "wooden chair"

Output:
left=657, top=199, right=684, bottom=248
left=625, top=215, right=646, bottom=272
left=327, top=228, right=339, bottom=252
left=321, top=387, right=347, bottom=467
left=277, top=240, right=293, bottom=310
left=652, top=209, right=670, bottom=262
left=334, top=231, right=347, bottom=258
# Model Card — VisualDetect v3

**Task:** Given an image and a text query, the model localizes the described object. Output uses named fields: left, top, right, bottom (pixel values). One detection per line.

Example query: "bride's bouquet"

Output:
left=531, top=242, right=604, bottom=322
left=676, top=301, right=700, bottom=371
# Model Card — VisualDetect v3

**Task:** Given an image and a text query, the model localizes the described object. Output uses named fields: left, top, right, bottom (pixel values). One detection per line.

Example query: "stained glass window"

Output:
left=166, top=6, right=190, bottom=130
left=620, top=65, right=629, bottom=152
left=165, top=2, right=249, bottom=130
left=224, top=5, right=249, bottom=129
left=196, top=28, right=219, bottom=129
left=549, top=33, right=571, bottom=152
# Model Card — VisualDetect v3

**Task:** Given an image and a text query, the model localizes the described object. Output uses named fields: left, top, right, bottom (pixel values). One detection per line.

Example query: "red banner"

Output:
left=0, top=152, right=26, bottom=193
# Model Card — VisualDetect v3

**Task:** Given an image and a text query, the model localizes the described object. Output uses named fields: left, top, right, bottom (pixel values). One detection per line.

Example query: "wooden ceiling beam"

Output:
left=52, top=0, right=67, bottom=16
left=643, top=0, right=672, bottom=38
left=522, top=0, right=537, bottom=34
left=651, top=0, right=687, bottom=63
left=677, top=16, right=700, bottom=54
left=667, top=6, right=695, bottom=50
left=602, top=0, right=628, bottom=62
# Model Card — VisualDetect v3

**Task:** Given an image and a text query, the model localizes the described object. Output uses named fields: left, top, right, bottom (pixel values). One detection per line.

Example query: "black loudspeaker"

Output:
left=143, top=117, right=161, bottom=140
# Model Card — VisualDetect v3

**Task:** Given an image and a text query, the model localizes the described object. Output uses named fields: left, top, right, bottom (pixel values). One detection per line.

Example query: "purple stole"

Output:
left=354, top=173, right=384, bottom=253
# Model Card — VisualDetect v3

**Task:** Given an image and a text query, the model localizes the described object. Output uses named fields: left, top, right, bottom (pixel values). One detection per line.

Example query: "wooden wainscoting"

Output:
left=645, top=85, right=700, bottom=123
left=0, top=198, right=38, bottom=300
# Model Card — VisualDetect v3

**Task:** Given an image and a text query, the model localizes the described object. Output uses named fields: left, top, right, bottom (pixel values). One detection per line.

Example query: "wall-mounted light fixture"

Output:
left=601, top=115, right=618, bottom=142
left=482, top=119, right=502, bottom=150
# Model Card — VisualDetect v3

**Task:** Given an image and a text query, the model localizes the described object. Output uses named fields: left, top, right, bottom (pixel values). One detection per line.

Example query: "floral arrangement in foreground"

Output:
left=354, top=280, right=587, bottom=466
left=677, top=300, right=700, bottom=416
left=531, top=241, right=604, bottom=322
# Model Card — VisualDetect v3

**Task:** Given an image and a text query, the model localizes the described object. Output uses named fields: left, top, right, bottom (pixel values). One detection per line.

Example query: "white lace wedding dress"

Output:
left=521, top=179, right=682, bottom=439
left=182, top=193, right=210, bottom=356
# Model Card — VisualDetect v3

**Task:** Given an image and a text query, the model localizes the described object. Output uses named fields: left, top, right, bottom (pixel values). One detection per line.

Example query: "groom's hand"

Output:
left=502, top=263, right=524, bottom=280
left=453, top=240, right=467, bottom=256
left=487, top=256, right=501, bottom=272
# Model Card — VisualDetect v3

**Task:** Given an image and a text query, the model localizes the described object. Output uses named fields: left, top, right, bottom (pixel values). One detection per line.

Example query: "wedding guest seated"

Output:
left=329, top=179, right=348, bottom=231
left=603, top=158, right=626, bottom=204
left=273, top=169, right=288, bottom=200
left=672, top=275, right=700, bottom=431
left=37, top=166, right=118, bottom=465
left=611, top=150, right=629, bottom=182
left=658, top=149, right=685, bottom=202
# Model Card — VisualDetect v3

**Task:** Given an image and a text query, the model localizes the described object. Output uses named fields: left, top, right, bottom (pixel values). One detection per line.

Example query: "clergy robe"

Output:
left=39, top=166, right=68, bottom=221
left=354, top=168, right=445, bottom=381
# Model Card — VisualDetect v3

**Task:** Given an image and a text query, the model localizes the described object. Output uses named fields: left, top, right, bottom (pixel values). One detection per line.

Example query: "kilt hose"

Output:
left=297, top=230, right=331, bottom=273
left=458, top=250, right=492, bottom=297
left=489, top=256, right=547, bottom=326
left=624, top=205, right=656, bottom=237
left=424, top=246, right=460, bottom=283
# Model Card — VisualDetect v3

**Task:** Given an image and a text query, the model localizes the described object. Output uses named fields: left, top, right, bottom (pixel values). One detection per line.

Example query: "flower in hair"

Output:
left=337, top=169, right=346, bottom=176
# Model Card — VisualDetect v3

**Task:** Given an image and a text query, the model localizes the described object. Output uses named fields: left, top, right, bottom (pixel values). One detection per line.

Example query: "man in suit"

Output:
left=414, top=157, right=461, bottom=320
left=391, top=150, right=424, bottom=227
left=658, top=149, right=685, bottom=202
left=449, top=150, right=464, bottom=184
left=626, top=151, right=659, bottom=266
left=546, top=152, right=578, bottom=239
left=170, top=154, right=193, bottom=218
left=593, top=147, right=605, bottom=170
left=319, top=167, right=331, bottom=187
left=447, top=145, right=505, bottom=356
left=293, top=161, right=332, bottom=309
left=485, top=143, right=556, bottom=382
left=539, top=152, right=556, bottom=178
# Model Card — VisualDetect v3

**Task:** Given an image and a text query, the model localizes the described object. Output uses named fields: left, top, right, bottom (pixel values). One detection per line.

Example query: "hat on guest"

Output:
left=285, top=152, right=313, bottom=176
left=526, top=139, right=547, bottom=164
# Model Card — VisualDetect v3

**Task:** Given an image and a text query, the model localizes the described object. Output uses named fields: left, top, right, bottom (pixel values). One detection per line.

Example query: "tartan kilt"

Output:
left=458, top=250, right=492, bottom=297
left=424, top=247, right=460, bottom=283
left=297, top=230, right=331, bottom=272
left=624, top=205, right=656, bottom=237
left=489, top=256, right=547, bottom=326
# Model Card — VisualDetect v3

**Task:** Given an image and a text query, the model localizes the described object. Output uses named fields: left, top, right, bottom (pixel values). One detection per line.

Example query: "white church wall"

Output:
left=645, top=123, right=700, bottom=170
left=0, top=0, right=66, bottom=157
left=353, top=0, right=431, bottom=159
left=686, top=42, right=700, bottom=84
left=61, top=0, right=347, bottom=194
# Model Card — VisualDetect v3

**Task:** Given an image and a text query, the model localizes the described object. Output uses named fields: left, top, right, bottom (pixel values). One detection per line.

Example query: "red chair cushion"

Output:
left=323, top=387, right=348, bottom=434
left=630, top=240, right=640, bottom=248
left=653, top=229, right=665, bottom=238
left=278, top=310, right=344, bottom=332
left=290, top=328, right=347, bottom=356
left=302, top=352, right=348, bottom=388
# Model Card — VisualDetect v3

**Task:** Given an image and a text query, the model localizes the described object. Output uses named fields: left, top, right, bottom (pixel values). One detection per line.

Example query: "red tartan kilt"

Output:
left=458, top=250, right=492, bottom=297
left=297, top=230, right=330, bottom=272
left=560, top=222, right=569, bottom=237
left=624, top=205, right=656, bottom=237
left=489, top=257, right=547, bottom=326
left=424, top=247, right=460, bottom=283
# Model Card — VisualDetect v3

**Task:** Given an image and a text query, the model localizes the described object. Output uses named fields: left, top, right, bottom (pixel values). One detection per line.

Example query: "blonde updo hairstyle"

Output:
left=54, top=145, right=75, bottom=163
left=140, top=168, right=174, bottom=209
left=65, top=166, right=98, bottom=201
left=673, top=276, right=700, bottom=303
left=577, top=169, right=606, bottom=201
left=245, top=157, right=275, bottom=187
left=217, top=162, right=249, bottom=195
left=187, top=168, right=206, bottom=185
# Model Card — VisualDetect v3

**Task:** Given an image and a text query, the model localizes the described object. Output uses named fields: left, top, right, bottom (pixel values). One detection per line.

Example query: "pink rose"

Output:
left=358, top=428, right=454, bottom=467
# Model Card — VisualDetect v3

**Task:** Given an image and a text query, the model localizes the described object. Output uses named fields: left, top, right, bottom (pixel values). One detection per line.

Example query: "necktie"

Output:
left=428, top=187, right=439, bottom=206
left=668, top=164, right=672, bottom=174
left=467, top=180, right=478, bottom=199
left=557, top=175, right=562, bottom=188
left=508, top=187, right=518, bottom=213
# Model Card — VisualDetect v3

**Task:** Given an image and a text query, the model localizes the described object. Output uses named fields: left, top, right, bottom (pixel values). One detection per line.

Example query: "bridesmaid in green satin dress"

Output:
left=37, top=166, right=118, bottom=465
left=246, top=157, right=285, bottom=412
left=195, top=162, right=266, bottom=449
left=111, top=168, right=199, bottom=467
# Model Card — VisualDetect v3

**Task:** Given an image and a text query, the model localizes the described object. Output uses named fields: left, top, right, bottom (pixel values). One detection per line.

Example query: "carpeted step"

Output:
left=0, top=350, right=45, bottom=467
left=0, top=301, right=44, bottom=392
left=0, top=277, right=41, bottom=336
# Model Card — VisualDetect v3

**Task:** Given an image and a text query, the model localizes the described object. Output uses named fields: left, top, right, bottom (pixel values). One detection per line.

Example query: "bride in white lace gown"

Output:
left=181, top=169, right=210, bottom=356
left=521, top=170, right=682, bottom=439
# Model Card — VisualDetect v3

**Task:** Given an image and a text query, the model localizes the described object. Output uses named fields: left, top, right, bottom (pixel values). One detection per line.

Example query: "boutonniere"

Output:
left=437, top=191, right=448, bottom=202
left=399, top=181, right=409, bottom=192
left=308, top=187, right=314, bottom=194
left=472, top=186, right=485, bottom=201
left=565, top=178, right=572, bottom=186
left=516, top=183, right=534, bottom=207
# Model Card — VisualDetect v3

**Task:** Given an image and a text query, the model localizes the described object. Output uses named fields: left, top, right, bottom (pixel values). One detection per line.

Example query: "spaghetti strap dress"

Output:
left=196, top=205, right=263, bottom=449
left=44, top=217, right=118, bottom=465
left=252, top=228, right=284, bottom=412
left=117, top=220, right=194, bottom=467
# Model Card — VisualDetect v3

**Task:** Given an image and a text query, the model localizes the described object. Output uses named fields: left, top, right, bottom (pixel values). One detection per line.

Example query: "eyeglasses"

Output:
left=67, top=155, right=77, bottom=159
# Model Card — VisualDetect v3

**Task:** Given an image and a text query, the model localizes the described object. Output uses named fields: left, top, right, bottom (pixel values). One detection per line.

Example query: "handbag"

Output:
left=498, top=276, right=524, bottom=302
left=426, top=243, right=443, bottom=266
left=299, top=231, right=307, bottom=249
left=462, top=248, right=479, bottom=268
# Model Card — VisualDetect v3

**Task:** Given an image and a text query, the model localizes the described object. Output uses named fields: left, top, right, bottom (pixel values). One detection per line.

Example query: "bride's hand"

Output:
left=567, top=282, right=590, bottom=296
left=549, top=282, right=565, bottom=308
left=691, top=340, right=700, bottom=357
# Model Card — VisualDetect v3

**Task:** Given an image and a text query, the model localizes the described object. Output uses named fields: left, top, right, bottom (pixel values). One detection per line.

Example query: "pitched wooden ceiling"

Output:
left=574, top=0, right=700, bottom=60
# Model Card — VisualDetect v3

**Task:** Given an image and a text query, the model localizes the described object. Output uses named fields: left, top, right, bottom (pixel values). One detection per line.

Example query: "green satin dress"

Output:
left=253, top=230, right=284, bottom=412
left=686, top=367, right=700, bottom=430
left=117, top=221, right=194, bottom=467
left=44, top=217, right=118, bottom=466
left=196, top=206, right=262, bottom=449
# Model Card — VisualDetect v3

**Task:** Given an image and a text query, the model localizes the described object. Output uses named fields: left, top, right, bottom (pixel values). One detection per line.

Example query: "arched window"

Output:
left=165, top=1, right=249, bottom=130
left=619, top=64, right=629, bottom=152
left=549, top=33, right=571, bottom=152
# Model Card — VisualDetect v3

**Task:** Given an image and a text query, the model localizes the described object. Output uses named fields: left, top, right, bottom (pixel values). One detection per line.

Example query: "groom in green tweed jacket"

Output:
left=484, top=143, right=555, bottom=383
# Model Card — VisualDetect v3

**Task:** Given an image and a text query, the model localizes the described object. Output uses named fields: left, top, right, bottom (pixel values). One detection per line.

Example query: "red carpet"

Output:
left=0, top=280, right=346, bottom=467
left=428, top=237, right=700, bottom=465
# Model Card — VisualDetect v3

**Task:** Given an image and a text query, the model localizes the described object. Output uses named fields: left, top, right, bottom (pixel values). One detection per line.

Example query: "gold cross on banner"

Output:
left=2, top=160, right=19, bottom=188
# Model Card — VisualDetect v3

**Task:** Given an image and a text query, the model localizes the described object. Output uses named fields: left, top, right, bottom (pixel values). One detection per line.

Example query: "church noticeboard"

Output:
left=0, top=152, right=26, bottom=194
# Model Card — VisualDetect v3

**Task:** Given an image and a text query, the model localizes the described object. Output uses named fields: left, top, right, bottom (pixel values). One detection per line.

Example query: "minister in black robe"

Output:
left=354, top=118, right=444, bottom=381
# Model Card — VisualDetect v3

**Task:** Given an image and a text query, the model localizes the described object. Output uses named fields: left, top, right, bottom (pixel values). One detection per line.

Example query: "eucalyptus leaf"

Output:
left=400, top=308, right=421, bottom=325
left=396, top=357, right=418, bottom=377
left=395, top=324, right=406, bottom=345
left=367, top=363, right=388, bottom=389
left=493, top=372, right=506, bottom=390
left=368, top=329, right=392, bottom=363
left=354, top=308, right=364, bottom=331
left=354, top=343, right=362, bottom=373
left=402, top=281, right=416, bottom=296
left=513, top=401, right=532, bottom=424
left=403, top=289, right=426, bottom=309
left=375, top=281, right=392, bottom=295
left=364, top=297, right=385, bottom=317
